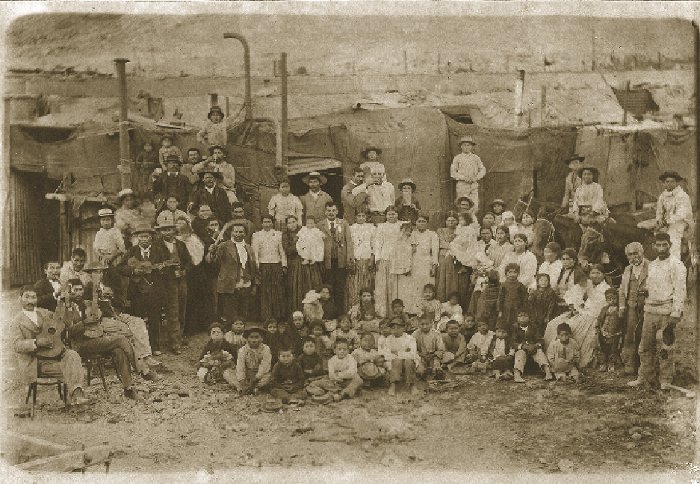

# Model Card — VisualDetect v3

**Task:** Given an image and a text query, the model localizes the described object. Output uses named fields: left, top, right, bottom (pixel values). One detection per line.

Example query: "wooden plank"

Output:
left=15, top=450, right=85, bottom=472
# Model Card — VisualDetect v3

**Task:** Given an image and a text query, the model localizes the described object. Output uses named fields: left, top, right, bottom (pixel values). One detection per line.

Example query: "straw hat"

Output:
left=359, top=362, right=380, bottom=379
left=658, top=170, right=683, bottom=182
left=164, top=154, right=181, bottom=165
left=131, top=224, right=155, bottom=235
left=397, top=178, right=417, bottom=192
left=563, top=154, right=585, bottom=164
left=455, top=196, right=474, bottom=208
left=458, top=135, right=476, bottom=146
left=97, top=208, right=115, bottom=218
left=154, top=222, right=176, bottom=231
left=301, top=171, right=327, bottom=186
left=117, top=188, right=135, bottom=201
left=243, top=326, right=268, bottom=339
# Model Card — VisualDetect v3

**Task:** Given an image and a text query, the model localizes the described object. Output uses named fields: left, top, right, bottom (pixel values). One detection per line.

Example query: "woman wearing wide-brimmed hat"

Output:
left=394, top=178, right=420, bottom=223
left=299, top=171, right=334, bottom=224
left=569, top=165, right=609, bottom=223
left=450, top=135, right=485, bottom=212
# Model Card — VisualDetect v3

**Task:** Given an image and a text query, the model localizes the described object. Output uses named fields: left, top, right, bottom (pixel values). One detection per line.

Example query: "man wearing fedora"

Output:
left=340, top=166, right=365, bottom=224
left=300, top=171, right=334, bottom=225
left=561, top=154, right=584, bottom=209
left=451, top=136, right=485, bottom=213
left=655, top=170, right=693, bottom=260
left=155, top=222, right=193, bottom=352
left=190, top=166, right=233, bottom=224
left=118, top=224, right=171, bottom=355
left=319, top=201, right=355, bottom=313
left=152, top=154, right=191, bottom=212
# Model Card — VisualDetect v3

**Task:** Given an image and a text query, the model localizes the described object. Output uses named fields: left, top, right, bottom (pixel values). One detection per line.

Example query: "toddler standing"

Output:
left=596, top=288, right=623, bottom=372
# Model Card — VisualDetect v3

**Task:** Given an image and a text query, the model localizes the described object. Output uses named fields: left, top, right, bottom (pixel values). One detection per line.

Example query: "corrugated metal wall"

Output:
left=6, top=170, right=42, bottom=285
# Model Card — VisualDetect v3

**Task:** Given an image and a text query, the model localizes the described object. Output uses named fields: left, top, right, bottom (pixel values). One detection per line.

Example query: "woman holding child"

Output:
left=544, top=263, right=610, bottom=367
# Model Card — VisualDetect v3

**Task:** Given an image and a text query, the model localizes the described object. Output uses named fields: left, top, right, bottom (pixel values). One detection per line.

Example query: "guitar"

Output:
left=35, top=314, right=67, bottom=359
left=82, top=270, right=105, bottom=339
left=127, top=257, right=181, bottom=285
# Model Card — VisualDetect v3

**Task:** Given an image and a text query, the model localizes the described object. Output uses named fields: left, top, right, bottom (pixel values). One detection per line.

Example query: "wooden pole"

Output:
left=114, top=58, right=131, bottom=190
left=403, top=50, right=408, bottom=74
left=280, top=53, right=288, bottom=169
left=540, top=86, right=547, bottom=126
left=622, top=80, right=630, bottom=125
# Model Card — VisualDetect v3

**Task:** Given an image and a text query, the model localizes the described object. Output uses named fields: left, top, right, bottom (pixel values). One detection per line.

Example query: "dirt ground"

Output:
left=3, top=328, right=696, bottom=475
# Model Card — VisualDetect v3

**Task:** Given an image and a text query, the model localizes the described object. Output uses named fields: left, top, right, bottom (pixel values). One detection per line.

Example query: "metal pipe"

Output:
left=223, top=33, right=252, bottom=120
left=114, top=58, right=131, bottom=190
left=209, top=93, right=219, bottom=108
left=280, top=52, right=288, bottom=169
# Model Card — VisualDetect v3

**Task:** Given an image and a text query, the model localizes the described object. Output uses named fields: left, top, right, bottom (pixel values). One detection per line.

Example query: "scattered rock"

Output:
left=381, top=452, right=404, bottom=467
left=631, top=433, right=642, bottom=441
left=557, top=459, right=574, bottom=473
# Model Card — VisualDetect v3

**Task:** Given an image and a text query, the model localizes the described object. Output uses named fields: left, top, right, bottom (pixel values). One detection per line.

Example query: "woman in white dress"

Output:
left=347, top=210, right=376, bottom=308
left=373, top=206, right=403, bottom=317
left=543, top=263, right=610, bottom=368
left=407, top=213, right=439, bottom=314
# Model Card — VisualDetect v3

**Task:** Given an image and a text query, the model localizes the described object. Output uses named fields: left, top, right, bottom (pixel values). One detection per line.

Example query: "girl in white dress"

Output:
left=347, top=211, right=376, bottom=308
left=373, top=206, right=403, bottom=317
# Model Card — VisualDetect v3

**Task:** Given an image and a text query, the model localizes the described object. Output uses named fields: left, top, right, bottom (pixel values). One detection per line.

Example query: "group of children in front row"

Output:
left=197, top=280, right=584, bottom=408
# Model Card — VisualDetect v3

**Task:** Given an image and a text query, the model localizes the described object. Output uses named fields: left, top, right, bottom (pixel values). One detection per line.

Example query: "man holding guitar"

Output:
left=9, top=286, right=88, bottom=406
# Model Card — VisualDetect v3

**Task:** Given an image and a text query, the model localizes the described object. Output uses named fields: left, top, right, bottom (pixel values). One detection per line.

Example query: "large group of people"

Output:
left=10, top=124, right=693, bottom=409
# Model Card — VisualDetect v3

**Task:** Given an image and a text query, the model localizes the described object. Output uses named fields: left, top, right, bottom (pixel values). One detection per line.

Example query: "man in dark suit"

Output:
left=190, top=168, right=232, bottom=224
left=118, top=224, right=171, bottom=355
left=318, top=201, right=354, bottom=313
left=340, top=167, right=365, bottom=224
left=212, top=223, right=258, bottom=322
left=34, top=261, right=63, bottom=311
left=155, top=222, right=193, bottom=351
left=153, top=154, right=191, bottom=211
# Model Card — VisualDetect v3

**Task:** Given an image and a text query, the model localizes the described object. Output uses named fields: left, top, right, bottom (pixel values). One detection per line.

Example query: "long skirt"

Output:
left=435, top=251, right=452, bottom=301
left=397, top=272, right=416, bottom=313
left=436, top=254, right=471, bottom=310
left=187, top=264, right=217, bottom=332
left=259, top=263, right=286, bottom=321
left=346, top=259, right=375, bottom=309
left=374, top=260, right=393, bottom=318
left=543, top=312, right=598, bottom=368
left=286, top=255, right=304, bottom=315
left=298, top=261, right=322, bottom=310
left=408, top=258, right=435, bottom=314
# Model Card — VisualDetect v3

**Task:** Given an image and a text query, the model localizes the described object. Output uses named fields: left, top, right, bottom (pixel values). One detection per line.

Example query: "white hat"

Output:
left=117, top=188, right=135, bottom=200
left=98, top=208, right=114, bottom=217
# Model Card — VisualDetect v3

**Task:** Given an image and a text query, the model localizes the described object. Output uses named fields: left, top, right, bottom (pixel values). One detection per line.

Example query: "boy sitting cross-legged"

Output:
left=233, top=327, right=272, bottom=395
left=269, top=347, right=307, bottom=404
left=511, top=310, right=553, bottom=383
left=306, top=339, right=364, bottom=402
left=379, top=318, right=420, bottom=396
left=352, top=332, right=388, bottom=387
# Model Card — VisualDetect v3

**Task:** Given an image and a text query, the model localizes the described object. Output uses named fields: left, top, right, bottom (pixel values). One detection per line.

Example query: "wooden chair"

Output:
left=25, top=365, right=69, bottom=419
left=84, top=356, right=110, bottom=391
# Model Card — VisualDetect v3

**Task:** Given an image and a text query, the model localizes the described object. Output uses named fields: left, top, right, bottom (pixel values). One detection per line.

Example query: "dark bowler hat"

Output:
left=165, top=154, right=181, bottom=165
left=658, top=170, right=683, bottom=182
left=208, top=106, right=224, bottom=119
left=361, top=146, right=383, bottom=158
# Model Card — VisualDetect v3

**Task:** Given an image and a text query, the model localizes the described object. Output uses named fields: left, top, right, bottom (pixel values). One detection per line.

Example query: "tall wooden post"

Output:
left=114, top=58, right=131, bottom=190
left=280, top=53, right=288, bottom=170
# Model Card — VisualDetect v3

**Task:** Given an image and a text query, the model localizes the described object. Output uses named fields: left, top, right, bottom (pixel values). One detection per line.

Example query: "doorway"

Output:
left=288, top=167, right=345, bottom=215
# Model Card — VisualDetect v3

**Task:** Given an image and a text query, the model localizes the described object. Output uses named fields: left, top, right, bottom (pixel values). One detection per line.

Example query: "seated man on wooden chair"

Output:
left=9, top=286, right=88, bottom=406
left=56, top=279, right=141, bottom=400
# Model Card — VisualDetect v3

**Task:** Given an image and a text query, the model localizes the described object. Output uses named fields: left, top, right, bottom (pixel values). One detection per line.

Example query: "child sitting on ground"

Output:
left=348, top=288, right=382, bottom=345
left=234, top=327, right=272, bottom=395
left=438, top=292, right=464, bottom=332
left=197, top=322, right=237, bottom=385
left=417, top=284, right=442, bottom=331
left=307, top=339, right=364, bottom=402
left=288, top=311, right=308, bottom=355
left=412, top=317, right=447, bottom=380
left=460, top=313, right=478, bottom=344
left=269, top=347, right=307, bottom=404
left=330, top=316, right=361, bottom=352
left=309, top=321, right=333, bottom=368
left=487, top=322, right=515, bottom=381
left=511, top=310, right=553, bottom=383
left=298, top=337, right=325, bottom=381
left=380, top=319, right=420, bottom=396
left=376, top=319, right=392, bottom=350
left=297, top=217, right=325, bottom=265
left=353, top=332, right=388, bottom=387
left=224, top=317, right=247, bottom=354
left=596, top=288, right=623, bottom=372
left=442, top=320, right=468, bottom=371
left=467, top=320, right=495, bottom=372
left=546, top=322, right=581, bottom=383
left=385, top=298, right=411, bottom=330
left=265, top=319, right=281, bottom=366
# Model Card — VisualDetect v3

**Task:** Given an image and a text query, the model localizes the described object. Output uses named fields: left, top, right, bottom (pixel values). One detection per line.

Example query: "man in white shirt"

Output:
left=628, top=233, right=687, bottom=390
left=655, top=171, right=693, bottom=260
left=352, top=164, right=395, bottom=224
left=451, top=136, right=486, bottom=212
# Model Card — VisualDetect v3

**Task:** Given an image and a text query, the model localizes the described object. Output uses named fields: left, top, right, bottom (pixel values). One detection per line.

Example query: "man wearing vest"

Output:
left=319, top=201, right=354, bottom=313
left=618, top=242, right=649, bottom=376
left=628, top=232, right=687, bottom=390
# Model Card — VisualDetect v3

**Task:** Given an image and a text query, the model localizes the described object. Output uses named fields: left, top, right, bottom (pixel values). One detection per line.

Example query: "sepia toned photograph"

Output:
left=0, top=1, right=697, bottom=480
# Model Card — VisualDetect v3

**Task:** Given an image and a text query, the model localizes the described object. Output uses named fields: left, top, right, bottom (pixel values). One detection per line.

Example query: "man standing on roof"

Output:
left=300, top=172, right=334, bottom=224
left=451, top=136, right=486, bottom=213
left=655, top=171, right=693, bottom=261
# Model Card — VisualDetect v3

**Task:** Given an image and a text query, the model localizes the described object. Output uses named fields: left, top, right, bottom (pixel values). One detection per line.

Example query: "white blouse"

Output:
left=350, top=223, right=375, bottom=260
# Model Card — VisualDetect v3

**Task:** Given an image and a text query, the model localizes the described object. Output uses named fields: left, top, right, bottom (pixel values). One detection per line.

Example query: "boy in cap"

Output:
left=93, top=208, right=126, bottom=266
left=152, top=154, right=191, bottom=212
left=655, top=170, right=693, bottom=260
left=451, top=136, right=485, bottom=212
left=487, top=321, right=515, bottom=381
left=234, top=327, right=273, bottom=395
